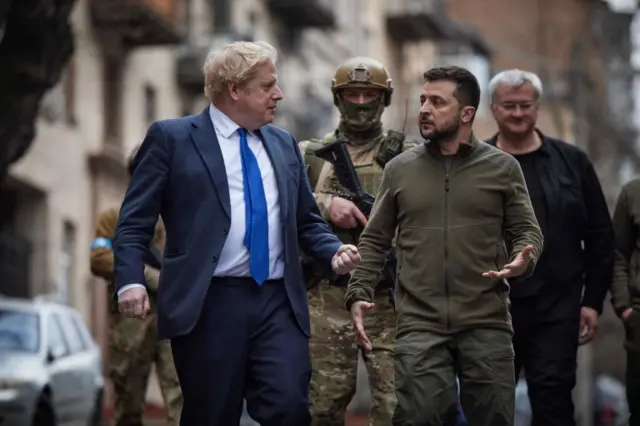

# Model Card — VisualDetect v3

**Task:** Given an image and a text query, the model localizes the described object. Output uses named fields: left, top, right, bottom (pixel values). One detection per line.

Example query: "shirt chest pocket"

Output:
left=557, top=175, right=587, bottom=228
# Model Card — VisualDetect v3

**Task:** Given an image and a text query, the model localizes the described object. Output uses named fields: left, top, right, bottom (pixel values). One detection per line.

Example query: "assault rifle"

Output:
left=313, top=137, right=397, bottom=292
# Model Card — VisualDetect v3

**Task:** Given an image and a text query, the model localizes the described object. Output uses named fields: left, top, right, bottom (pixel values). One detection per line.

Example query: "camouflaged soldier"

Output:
left=90, top=146, right=183, bottom=426
left=300, top=57, right=415, bottom=426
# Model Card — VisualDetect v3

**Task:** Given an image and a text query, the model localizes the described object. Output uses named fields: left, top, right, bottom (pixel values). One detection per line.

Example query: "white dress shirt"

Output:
left=118, top=105, right=284, bottom=295
left=209, top=105, right=285, bottom=278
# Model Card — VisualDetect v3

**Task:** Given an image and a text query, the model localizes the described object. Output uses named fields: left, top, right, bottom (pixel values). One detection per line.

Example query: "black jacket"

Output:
left=487, top=131, right=614, bottom=315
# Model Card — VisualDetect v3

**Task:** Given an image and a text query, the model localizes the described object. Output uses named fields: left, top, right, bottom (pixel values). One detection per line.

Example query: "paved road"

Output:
left=128, top=402, right=259, bottom=426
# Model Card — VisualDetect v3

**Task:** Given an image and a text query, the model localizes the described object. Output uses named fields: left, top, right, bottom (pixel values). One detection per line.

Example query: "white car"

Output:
left=0, top=296, right=104, bottom=426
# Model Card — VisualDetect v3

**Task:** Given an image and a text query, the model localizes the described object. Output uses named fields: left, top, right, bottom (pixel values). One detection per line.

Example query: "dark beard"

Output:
left=421, top=116, right=461, bottom=144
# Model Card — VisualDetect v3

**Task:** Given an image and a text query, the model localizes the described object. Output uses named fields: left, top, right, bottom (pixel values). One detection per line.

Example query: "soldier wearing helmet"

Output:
left=299, top=57, right=416, bottom=425
left=90, top=145, right=183, bottom=426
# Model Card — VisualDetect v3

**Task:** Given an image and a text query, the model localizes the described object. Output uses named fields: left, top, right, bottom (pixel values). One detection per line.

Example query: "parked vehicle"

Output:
left=515, top=376, right=629, bottom=426
left=593, top=375, right=629, bottom=426
left=0, top=295, right=104, bottom=426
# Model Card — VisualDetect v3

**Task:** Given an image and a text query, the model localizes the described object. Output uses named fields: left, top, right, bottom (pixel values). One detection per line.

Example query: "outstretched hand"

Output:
left=483, top=245, right=534, bottom=279
left=350, top=301, right=376, bottom=351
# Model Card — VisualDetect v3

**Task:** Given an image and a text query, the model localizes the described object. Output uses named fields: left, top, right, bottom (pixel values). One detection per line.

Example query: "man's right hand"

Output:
left=482, top=245, right=534, bottom=279
left=350, top=300, right=376, bottom=351
left=623, top=307, right=634, bottom=322
left=330, top=196, right=368, bottom=229
left=118, top=287, right=150, bottom=319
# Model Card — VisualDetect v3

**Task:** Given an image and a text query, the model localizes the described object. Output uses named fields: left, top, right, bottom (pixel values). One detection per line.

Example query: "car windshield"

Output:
left=0, top=309, right=39, bottom=353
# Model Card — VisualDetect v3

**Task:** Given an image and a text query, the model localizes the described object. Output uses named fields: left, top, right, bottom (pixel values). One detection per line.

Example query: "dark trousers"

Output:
left=626, top=311, right=640, bottom=426
left=170, top=277, right=311, bottom=426
left=627, top=350, right=640, bottom=426
left=511, top=298, right=580, bottom=426
left=393, top=329, right=514, bottom=426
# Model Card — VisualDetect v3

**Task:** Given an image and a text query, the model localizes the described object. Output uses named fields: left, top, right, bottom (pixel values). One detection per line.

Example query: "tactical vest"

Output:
left=303, top=129, right=406, bottom=245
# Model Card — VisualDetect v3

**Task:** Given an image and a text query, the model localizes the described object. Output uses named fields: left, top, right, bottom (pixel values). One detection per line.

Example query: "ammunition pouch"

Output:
left=375, top=130, right=405, bottom=168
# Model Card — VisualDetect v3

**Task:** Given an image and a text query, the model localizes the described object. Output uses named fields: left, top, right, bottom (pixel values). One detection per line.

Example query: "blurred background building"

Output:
left=0, top=0, right=639, bottom=422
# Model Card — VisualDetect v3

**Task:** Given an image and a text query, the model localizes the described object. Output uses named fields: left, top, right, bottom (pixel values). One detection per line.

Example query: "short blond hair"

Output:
left=202, top=41, right=278, bottom=101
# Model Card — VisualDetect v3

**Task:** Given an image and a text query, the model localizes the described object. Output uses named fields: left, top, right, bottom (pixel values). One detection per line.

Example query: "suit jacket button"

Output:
left=212, top=256, right=218, bottom=263
left=223, top=229, right=229, bottom=235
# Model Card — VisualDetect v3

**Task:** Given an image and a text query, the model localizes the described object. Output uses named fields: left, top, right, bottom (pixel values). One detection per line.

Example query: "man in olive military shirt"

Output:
left=345, top=66, right=544, bottom=426
left=611, top=178, right=640, bottom=425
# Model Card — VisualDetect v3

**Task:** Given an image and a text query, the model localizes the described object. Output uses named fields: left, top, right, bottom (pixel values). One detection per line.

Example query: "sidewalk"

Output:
left=102, top=402, right=167, bottom=424
left=102, top=367, right=169, bottom=424
left=101, top=372, right=259, bottom=425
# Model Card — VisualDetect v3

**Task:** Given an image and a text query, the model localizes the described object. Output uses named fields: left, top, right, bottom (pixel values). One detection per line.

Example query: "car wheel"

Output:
left=88, top=389, right=103, bottom=426
left=32, top=394, right=56, bottom=426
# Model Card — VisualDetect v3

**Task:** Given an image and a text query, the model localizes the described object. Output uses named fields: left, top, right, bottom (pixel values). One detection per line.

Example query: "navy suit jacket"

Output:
left=113, top=108, right=342, bottom=340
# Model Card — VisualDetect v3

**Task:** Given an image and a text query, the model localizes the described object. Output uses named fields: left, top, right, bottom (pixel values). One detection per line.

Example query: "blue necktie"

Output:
left=238, top=128, right=270, bottom=285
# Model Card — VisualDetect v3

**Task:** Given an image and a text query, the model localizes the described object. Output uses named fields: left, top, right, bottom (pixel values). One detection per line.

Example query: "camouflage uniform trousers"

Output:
left=309, top=282, right=395, bottom=426
left=108, top=297, right=183, bottom=426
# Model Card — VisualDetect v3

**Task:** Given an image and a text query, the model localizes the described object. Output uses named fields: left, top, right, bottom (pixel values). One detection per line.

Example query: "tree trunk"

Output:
left=0, top=0, right=75, bottom=182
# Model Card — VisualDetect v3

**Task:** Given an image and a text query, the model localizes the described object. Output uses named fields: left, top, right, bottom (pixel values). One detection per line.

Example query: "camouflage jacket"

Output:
left=299, top=129, right=416, bottom=234
left=299, top=129, right=416, bottom=287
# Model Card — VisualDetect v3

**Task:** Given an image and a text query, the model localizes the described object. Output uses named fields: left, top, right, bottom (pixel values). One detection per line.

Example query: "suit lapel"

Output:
left=189, top=108, right=231, bottom=218
left=257, top=127, right=289, bottom=223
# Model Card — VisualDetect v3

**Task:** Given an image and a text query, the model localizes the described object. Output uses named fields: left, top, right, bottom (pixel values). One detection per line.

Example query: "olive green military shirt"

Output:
left=611, top=177, right=640, bottom=316
left=345, top=136, right=544, bottom=334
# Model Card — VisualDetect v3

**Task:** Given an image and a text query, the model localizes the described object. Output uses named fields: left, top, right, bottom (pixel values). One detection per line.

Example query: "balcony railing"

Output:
left=0, top=231, right=31, bottom=299
left=265, top=0, right=335, bottom=29
left=90, top=0, right=181, bottom=47
left=386, top=0, right=450, bottom=41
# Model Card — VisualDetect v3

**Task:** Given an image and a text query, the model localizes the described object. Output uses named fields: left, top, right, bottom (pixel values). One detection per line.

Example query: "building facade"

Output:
left=2, top=0, right=475, bottom=411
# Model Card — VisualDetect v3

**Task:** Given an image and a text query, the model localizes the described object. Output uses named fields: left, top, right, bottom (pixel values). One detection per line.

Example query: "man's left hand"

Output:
left=332, top=244, right=361, bottom=275
left=579, top=306, right=598, bottom=345
left=483, top=245, right=534, bottom=279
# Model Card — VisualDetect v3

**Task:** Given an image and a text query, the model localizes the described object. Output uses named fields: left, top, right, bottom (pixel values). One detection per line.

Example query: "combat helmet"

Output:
left=331, top=57, right=393, bottom=107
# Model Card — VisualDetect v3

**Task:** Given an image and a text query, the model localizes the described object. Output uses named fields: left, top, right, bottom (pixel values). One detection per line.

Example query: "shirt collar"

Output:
left=486, top=128, right=551, bottom=157
left=424, top=133, right=479, bottom=158
left=209, top=104, right=242, bottom=139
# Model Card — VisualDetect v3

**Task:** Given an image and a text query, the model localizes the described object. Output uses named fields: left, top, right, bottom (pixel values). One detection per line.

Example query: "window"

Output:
left=212, top=0, right=231, bottom=33
left=59, top=220, right=76, bottom=303
left=104, top=57, right=123, bottom=145
left=0, top=186, right=17, bottom=231
left=54, top=313, right=85, bottom=354
left=62, top=56, right=76, bottom=125
left=70, top=314, right=93, bottom=350
left=46, top=314, right=69, bottom=358
left=0, top=309, right=39, bottom=353
left=144, top=84, right=157, bottom=128
left=182, top=0, right=192, bottom=40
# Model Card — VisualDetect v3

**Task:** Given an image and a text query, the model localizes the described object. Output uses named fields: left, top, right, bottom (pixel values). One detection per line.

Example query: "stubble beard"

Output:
left=421, top=117, right=461, bottom=145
